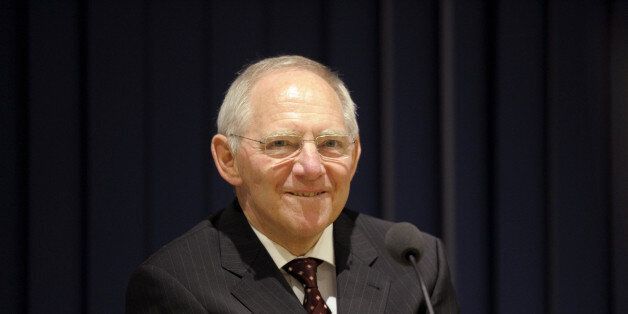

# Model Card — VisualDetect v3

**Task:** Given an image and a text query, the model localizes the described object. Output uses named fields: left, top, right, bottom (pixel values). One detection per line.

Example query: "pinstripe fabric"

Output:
left=126, top=200, right=459, bottom=313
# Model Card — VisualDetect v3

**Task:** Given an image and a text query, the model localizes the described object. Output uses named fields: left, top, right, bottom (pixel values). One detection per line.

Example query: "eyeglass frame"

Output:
left=228, top=133, right=357, bottom=159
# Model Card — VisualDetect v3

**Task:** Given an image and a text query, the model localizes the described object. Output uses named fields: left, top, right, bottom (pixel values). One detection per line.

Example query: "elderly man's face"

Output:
left=234, top=69, right=360, bottom=249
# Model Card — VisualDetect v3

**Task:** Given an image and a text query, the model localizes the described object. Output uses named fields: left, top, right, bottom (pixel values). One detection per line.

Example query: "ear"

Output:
left=349, top=137, right=362, bottom=178
left=211, top=134, right=243, bottom=186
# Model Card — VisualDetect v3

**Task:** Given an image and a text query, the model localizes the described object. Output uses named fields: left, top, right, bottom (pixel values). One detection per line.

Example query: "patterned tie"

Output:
left=283, top=258, right=331, bottom=314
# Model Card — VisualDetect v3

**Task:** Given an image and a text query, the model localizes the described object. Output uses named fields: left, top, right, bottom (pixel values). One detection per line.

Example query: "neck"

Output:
left=278, top=235, right=321, bottom=256
left=251, top=219, right=322, bottom=256
left=237, top=196, right=325, bottom=256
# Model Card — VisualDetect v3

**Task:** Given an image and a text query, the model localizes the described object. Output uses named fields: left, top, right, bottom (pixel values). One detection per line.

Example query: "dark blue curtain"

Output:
left=2, top=1, right=627, bottom=313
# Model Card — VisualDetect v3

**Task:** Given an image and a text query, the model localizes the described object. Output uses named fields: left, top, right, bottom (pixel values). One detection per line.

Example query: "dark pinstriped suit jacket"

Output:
left=126, top=200, right=459, bottom=313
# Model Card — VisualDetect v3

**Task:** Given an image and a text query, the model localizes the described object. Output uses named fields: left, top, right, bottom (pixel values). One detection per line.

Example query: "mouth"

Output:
left=287, top=191, right=326, bottom=197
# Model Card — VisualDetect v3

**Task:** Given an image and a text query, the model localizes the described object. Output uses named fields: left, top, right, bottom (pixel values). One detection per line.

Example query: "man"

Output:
left=126, top=55, right=458, bottom=313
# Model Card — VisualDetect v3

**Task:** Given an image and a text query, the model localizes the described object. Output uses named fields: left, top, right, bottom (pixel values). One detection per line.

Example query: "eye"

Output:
left=267, top=139, right=288, bottom=148
left=317, top=135, right=351, bottom=151
left=264, top=136, right=301, bottom=152
left=321, top=139, right=341, bottom=148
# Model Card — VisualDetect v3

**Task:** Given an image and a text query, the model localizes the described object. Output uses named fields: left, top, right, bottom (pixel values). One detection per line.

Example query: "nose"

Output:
left=292, top=142, right=325, bottom=180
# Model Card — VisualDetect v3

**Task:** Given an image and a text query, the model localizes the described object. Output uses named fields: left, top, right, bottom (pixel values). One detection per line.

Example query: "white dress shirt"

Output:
left=251, top=224, right=338, bottom=314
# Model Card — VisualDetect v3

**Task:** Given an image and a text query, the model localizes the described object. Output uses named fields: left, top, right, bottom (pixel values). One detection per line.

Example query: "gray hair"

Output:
left=216, top=55, right=359, bottom=153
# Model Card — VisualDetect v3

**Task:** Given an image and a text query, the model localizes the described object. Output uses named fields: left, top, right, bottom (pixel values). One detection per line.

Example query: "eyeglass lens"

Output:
left=262, top=135, right=353, bottom=159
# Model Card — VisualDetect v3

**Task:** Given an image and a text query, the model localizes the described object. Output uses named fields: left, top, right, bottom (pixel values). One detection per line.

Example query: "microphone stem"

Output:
left=408, top=254, right=435, bottom=314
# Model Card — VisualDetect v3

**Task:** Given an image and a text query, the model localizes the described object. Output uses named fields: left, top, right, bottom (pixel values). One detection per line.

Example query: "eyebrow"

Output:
left=263, top=129, right=347, bottom=138
left=264, top=130, right=301, bottom=138
left=318, top=129, right=347, bottom=136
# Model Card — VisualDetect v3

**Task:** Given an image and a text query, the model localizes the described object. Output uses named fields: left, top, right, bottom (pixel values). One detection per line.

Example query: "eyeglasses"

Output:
left=229, top=133, right=356, bottom=159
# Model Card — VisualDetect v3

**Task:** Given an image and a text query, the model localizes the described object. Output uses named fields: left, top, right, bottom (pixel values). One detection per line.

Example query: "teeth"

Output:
left=290, top=192, right=322, bottom=197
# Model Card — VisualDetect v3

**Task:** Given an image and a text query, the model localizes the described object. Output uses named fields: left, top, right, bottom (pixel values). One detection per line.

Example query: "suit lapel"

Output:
left=334, top=212, right=391, bottom=313
left=216, top=202, right=391, bottom=313
left=218, top=201, right=305, bottom=313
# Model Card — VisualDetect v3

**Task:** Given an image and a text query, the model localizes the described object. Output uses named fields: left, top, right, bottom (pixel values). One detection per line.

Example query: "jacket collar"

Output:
left=217, top=200, right=304, bottom=312
left=333, top=211, right=391, bottom=313
left=217, top=200, right=390, bottom=313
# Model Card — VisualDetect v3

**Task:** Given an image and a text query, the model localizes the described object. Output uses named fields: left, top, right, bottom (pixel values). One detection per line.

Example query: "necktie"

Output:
left=283, top=258, right=331, bottom=314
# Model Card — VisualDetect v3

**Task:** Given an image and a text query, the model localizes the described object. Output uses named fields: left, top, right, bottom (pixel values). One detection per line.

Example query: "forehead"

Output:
left=248, top=69, right=345, bottom=134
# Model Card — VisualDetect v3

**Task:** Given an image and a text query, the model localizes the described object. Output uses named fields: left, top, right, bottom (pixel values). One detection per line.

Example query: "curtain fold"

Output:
left=2, top=0, right=625, bottom=313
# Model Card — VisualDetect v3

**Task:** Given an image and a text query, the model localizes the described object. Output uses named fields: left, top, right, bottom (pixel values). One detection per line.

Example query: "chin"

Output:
left=287, top=211, right=331, bottom=233
left=278, top=196, right=339, bottom=234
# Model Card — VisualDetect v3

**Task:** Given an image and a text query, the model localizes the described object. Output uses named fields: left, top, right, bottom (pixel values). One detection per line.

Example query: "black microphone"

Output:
left=385, top=222, right=435, bottom=314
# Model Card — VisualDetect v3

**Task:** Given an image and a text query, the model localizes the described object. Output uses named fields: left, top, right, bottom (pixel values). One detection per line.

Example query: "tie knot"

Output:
left=282, top=258, right=322, bottom=288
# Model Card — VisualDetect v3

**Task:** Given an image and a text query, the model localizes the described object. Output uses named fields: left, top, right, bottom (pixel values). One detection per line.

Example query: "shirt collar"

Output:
left=251, top=224, right=335, bottom=269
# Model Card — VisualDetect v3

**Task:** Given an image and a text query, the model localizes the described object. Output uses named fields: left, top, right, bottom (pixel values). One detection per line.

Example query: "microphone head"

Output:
left=385, top=222, right=425, bottom=265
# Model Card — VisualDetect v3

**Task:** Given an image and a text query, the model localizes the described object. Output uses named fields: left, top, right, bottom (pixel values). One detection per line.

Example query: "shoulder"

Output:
left=126, top=218, right=220, bottom=313
left=338, top=210, right=458, bottom=312
left=338, top=209, right=443, bottom=253
left=140, top=214, right=221, bottom=270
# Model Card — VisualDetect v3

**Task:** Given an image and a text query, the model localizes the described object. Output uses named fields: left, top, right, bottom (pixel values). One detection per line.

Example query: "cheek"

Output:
left=326, top=163, right=354, bottom=194
left=328, top=161, right=353, bottom=181
left=268, top=159, right=297, bottom=183
left=236, top=158, right=268, bottom=194
left=245, top=159, right=293, bottom=193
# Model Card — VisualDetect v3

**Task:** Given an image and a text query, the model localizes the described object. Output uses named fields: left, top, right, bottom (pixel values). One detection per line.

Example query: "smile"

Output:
left=287, top=191, right=325, bottom=197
